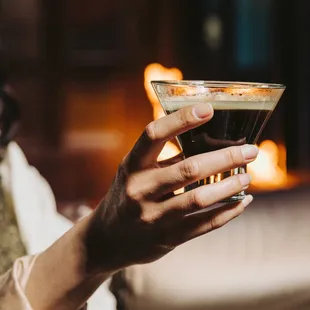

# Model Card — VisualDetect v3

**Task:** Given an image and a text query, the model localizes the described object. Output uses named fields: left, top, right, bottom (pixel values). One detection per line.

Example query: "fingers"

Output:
left=126, top=103, right=213, bottom=170
left=161, top=173, right=252, bottom=216
left=161, top=195, right=253, bottom=248
left=181, top=195, right=253, bottom=242
left=150, top=144, right=258, bottom=196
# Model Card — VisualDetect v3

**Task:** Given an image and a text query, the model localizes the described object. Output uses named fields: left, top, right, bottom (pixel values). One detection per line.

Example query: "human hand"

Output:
left=86, top=103, right=258, bottom=273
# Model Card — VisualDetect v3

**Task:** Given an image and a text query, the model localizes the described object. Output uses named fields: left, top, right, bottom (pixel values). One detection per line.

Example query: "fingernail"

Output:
left=239, top=173, right=252, bottom=188
left=193, top=103, right=213, bottom=119
left=243, top=195, right=253, bottom=207
left=241, top=144, right=259, bottom=161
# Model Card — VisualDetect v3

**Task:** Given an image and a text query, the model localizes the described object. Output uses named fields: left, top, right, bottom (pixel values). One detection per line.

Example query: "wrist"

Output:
left=81, top=207, right=123, bottom=276
left=71, top=210, right=118, bottom=277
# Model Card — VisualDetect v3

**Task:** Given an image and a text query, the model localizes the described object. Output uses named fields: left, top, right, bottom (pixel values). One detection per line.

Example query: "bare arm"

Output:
left=25, top=212, right=111, bottom=310
left=25, top=103, right=258, bottom=310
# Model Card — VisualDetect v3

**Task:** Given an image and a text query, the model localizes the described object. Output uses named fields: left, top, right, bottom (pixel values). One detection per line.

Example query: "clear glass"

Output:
left=151, top=80, right=285, bottom=202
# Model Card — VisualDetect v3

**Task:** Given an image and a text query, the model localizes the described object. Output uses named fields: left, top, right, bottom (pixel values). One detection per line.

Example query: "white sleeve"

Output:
left=7, top=142, right=116, bottom=310
left=31, top=169, right=117, bottom=310
left=0, top=255, right=90, bottom=310
left=0, top=255, right=37, bottom=310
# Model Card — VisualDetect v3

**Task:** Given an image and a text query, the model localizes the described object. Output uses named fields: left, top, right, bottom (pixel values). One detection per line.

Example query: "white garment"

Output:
left=0, top=142, right=116, bottom=310
left=0, top=256, right=36, bottom=310
left=3, top=142, right=310, bottom=310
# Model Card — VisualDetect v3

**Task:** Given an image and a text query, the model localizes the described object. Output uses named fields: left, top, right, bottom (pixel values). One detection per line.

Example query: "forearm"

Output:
left=25, top=212, right=114, bottom=310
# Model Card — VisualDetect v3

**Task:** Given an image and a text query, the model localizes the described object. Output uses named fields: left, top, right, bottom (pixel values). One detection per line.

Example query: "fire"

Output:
left=248, top=140, right=296, bottom=190
left=144, top=63, right=182, bottom=161
left=144, top=63, right=183, bottom=120
left=144, top=63, right=296, bottom=192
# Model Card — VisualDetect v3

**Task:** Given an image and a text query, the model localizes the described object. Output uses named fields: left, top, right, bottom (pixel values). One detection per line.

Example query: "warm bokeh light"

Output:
left=144, top=63, right=182, bottom=161
left=144, top=63, right=183, bottom=120
left=248, top=140, right=297, bottom=190
left=144, top=64, right=297, bottom=192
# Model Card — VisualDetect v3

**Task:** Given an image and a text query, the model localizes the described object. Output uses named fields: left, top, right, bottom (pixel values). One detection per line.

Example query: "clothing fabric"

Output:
left=0, top=142, right=116, bottom=310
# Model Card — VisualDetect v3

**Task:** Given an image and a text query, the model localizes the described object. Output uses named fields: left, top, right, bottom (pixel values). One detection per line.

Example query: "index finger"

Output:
left=126, top=103, right=214, bottom=170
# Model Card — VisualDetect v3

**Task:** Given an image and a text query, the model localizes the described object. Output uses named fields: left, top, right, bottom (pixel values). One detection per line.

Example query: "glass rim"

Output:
left=151, top=80, right=286, bottom=89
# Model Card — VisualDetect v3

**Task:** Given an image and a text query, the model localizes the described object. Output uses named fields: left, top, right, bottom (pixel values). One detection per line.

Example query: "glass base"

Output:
left=220, top=191, right=245, bottom=203
left=185, top=166, right=247, bottom=203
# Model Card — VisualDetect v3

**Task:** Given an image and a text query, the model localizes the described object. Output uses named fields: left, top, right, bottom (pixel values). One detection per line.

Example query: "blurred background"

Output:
left=0, top=0, right=309, bottom=212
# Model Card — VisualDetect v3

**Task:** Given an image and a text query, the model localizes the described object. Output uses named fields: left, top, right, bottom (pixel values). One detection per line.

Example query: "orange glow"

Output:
left=144, top=64, right=297, bottom=192
left=144, top=63, right=182, bottom=161
left=144, top=63, right=183, bottom=120
left=248, top=140, right=297, bottom=190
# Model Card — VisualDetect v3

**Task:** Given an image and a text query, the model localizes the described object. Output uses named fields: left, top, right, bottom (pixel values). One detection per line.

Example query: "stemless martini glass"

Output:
left=151, top=81, right=285, bottom=202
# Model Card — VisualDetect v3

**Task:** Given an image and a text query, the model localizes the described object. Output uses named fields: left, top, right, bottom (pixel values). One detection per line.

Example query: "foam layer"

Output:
left=163, top=100, right=276, bottom=111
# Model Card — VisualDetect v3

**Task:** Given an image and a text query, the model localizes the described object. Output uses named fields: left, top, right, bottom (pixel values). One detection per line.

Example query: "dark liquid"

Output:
left=168, top=109, right=271, bottom=157
left=167, top=108, right=272, bottom=200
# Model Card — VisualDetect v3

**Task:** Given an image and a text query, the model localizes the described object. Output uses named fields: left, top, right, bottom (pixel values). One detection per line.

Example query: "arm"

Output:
left=24, top=103, right=257, bottom=310
left=25, top=213, right=109, bottom=310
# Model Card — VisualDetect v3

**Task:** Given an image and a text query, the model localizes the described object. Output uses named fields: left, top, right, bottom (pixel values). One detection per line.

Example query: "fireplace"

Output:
left=2, top=0, right=310, bottom=206
left=138, top=0, right=310, bottom=198
left=144, top=63, right=306, bottom=197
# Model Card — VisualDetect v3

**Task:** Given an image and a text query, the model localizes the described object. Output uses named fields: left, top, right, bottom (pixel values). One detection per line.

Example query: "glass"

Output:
left=151, top=80, right=285, bottom=202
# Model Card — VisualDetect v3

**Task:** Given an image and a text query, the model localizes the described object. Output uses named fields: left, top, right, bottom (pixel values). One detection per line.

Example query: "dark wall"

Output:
left=1, top=0, right=309, bottom=204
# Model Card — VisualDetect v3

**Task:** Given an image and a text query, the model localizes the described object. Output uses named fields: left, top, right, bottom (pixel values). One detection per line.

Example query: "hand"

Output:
left=25, top=103, right=258, bottom=310
left=85, top=103, right=258, bottom=273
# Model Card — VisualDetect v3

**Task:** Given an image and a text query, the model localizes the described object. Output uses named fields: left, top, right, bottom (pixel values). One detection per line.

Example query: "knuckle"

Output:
left=188, top=190, right=205, bottom=210
left=229, top=176, right=243, bottom=190
left=139, top=203, right=163, bottom=226
left=139, top=211, right=155, bottom=224
left=210, top=215, right=223, bottom=230
left=236, top=203, right=246, bottom=214
left=145, top=121, right=159, bottom=142
left=125, top=180, right=143, bottom=203
left=224, top=147, right=242, bottom=167
left=180, top=159, right=200, bottom=181
left=178, top=108, right=193, bottom=128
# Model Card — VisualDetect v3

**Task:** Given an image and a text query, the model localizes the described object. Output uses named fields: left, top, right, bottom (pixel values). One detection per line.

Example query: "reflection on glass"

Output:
left=152, top=80, right=285, bottom=202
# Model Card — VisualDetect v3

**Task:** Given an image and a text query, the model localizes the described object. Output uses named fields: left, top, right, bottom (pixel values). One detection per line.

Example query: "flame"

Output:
left=144, top=63, right=182, bottom=161
left=144, top=63, right=297, bottom=192
left=144, top=63, right=183, bottom=120
left=248, top=140, right=296, bottom=190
